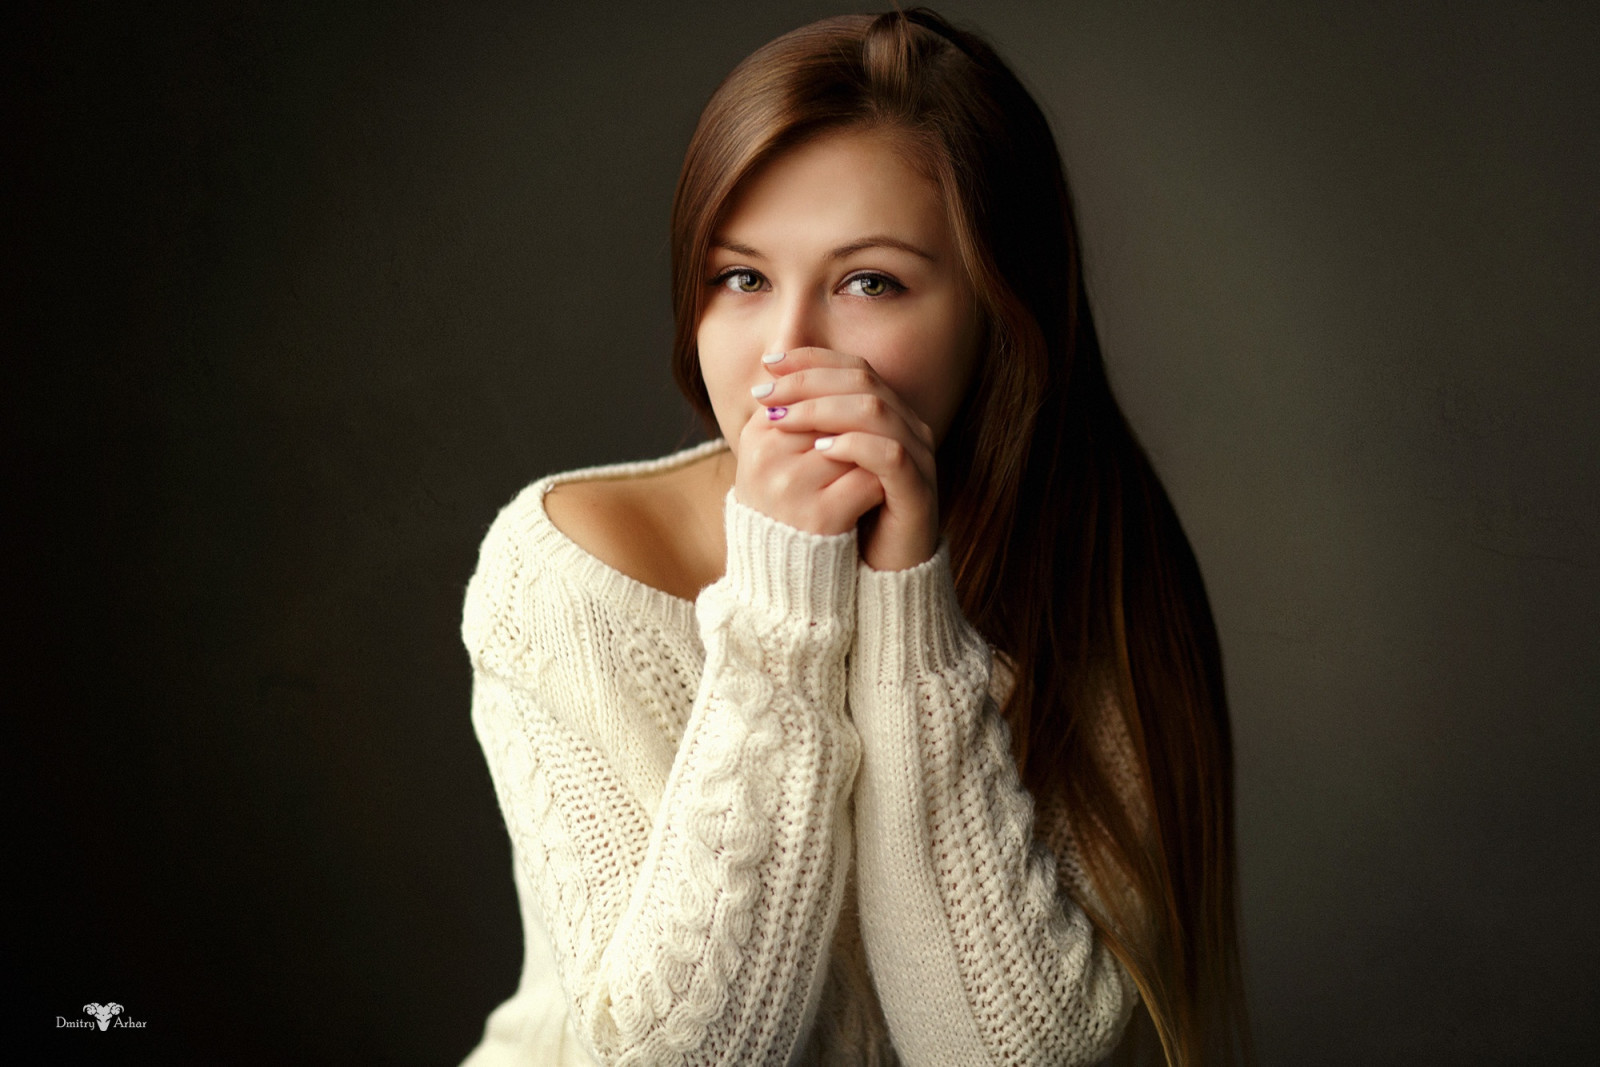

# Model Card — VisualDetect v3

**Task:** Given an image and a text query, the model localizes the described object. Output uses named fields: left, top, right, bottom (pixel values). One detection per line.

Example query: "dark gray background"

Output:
left=10, top=1, right=1597, bottom=1062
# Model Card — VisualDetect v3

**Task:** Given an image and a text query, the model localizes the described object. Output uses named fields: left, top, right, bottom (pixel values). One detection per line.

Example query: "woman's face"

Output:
left=697, top=127, right=984, bottom=454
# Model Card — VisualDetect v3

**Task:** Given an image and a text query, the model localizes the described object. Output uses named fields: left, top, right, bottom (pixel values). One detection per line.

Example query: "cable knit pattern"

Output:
left=461, top=443, right=1133, bottom=1067
left=463, top=443, right=873, bottom=1066
left=851, top=544, right=1139, bottom=1067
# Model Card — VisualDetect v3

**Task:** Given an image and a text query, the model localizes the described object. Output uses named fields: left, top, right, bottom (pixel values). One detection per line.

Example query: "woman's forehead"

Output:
left=712, top=129, right=950, bottom=257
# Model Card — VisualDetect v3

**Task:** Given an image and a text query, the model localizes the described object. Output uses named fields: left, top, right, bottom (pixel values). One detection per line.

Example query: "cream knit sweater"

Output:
left=461, top=441, right=1136, bottom=1066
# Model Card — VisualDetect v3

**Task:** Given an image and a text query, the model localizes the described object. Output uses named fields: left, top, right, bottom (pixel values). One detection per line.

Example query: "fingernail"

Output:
left=761, top=351, right=786, bottom=364
left=814, top=436, right=835, bottom=451
left=766, top=406, right=788, bottom=420
left=750, top=381, right=775, bottom=399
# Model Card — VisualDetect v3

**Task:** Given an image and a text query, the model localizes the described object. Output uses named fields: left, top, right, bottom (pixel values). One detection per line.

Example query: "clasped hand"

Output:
left=733, top=347, right=939, bottom=572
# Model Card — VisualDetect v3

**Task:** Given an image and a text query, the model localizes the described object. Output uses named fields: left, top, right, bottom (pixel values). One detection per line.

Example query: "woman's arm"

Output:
left=848, top=546, right=1137, bottom=1067
left=465, top=488, right=861, bottom=1066
left=749, top=345, right=1135, bottom=1062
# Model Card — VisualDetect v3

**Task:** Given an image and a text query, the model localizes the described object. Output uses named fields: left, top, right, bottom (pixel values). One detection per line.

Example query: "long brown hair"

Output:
left=668, top=9, right=1251, bottom=1064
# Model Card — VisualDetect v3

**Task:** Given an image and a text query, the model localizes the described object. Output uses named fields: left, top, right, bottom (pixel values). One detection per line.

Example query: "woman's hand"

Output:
left=735, top=347, right=939, bottom=572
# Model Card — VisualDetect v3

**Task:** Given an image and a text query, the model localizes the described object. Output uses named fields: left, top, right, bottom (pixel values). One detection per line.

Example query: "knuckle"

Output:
left=883, top=439, right=907, bottom=467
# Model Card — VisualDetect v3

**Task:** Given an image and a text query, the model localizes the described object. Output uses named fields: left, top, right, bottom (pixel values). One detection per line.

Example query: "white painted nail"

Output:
left=750, top=381, right=775, bottom=399
left=814, top=436, right=836, bottom=451
left=761, top=351, right=786, bottom=364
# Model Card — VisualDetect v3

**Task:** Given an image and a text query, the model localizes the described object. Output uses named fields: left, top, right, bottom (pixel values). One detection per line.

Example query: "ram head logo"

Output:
left=83, top=1002, right=123, bottom=1030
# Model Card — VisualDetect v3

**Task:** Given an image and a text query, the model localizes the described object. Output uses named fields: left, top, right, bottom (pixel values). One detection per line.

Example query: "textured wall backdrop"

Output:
left=10, top=1, right=1598, bottom=1062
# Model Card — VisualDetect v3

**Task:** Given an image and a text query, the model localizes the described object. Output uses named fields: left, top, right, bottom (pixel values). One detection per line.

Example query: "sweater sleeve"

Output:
left=464, top=489, right=861, bottom=1066
left=849, top=544, right=1137, bottom=1067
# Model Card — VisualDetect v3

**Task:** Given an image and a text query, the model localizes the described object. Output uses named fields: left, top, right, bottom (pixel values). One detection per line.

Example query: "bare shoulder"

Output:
left=543, top=477, right=649, bottom=569
left=544, top=451, right=731, bottom=600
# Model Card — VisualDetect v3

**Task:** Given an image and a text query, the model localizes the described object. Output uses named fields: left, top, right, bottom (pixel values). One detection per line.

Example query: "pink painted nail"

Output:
left=766, top=406, right=788, bottom=420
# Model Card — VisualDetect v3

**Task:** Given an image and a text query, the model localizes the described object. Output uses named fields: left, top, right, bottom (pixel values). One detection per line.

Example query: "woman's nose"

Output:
left=767, top=289, right=829, bottom=354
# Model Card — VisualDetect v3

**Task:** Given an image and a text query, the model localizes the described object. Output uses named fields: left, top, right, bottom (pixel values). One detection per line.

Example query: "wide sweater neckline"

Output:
left=521, top=438, right=731, bottom=630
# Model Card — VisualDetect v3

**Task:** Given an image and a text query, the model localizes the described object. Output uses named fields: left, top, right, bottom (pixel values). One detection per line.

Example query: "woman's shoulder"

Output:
left=462, top=441, right=730, bottom=658
left=543, top=440, right=731, bottom=600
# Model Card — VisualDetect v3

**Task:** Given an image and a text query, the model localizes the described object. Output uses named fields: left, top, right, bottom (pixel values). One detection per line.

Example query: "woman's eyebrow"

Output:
left=710, top=236, right=936, bottom=261
left=711, top=239, right=766, bottom=259
left=828, top=236, right=935, bottom=261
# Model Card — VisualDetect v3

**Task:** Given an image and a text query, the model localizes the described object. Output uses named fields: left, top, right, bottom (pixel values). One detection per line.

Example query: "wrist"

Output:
left=719, top=489, right=858, bottom=625
left=858, top=508, right=939, bottom=572
left=855, top=541, right=987, bottom=685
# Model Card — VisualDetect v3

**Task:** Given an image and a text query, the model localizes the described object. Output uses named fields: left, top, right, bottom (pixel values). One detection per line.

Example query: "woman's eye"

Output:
left=718, top=270, right=765, bottom=293
left=843, top=273, right=900, bottom=298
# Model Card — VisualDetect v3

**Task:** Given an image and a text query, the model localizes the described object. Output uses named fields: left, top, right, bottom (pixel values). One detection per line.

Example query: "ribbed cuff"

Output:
left=855, top=541, right=983, bottom=685
left=721, top=489, right=858, bottom=625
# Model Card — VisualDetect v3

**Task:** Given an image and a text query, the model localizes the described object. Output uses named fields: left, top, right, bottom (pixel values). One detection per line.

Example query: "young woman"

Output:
left=461, top=9, right=1248, bottom=1066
